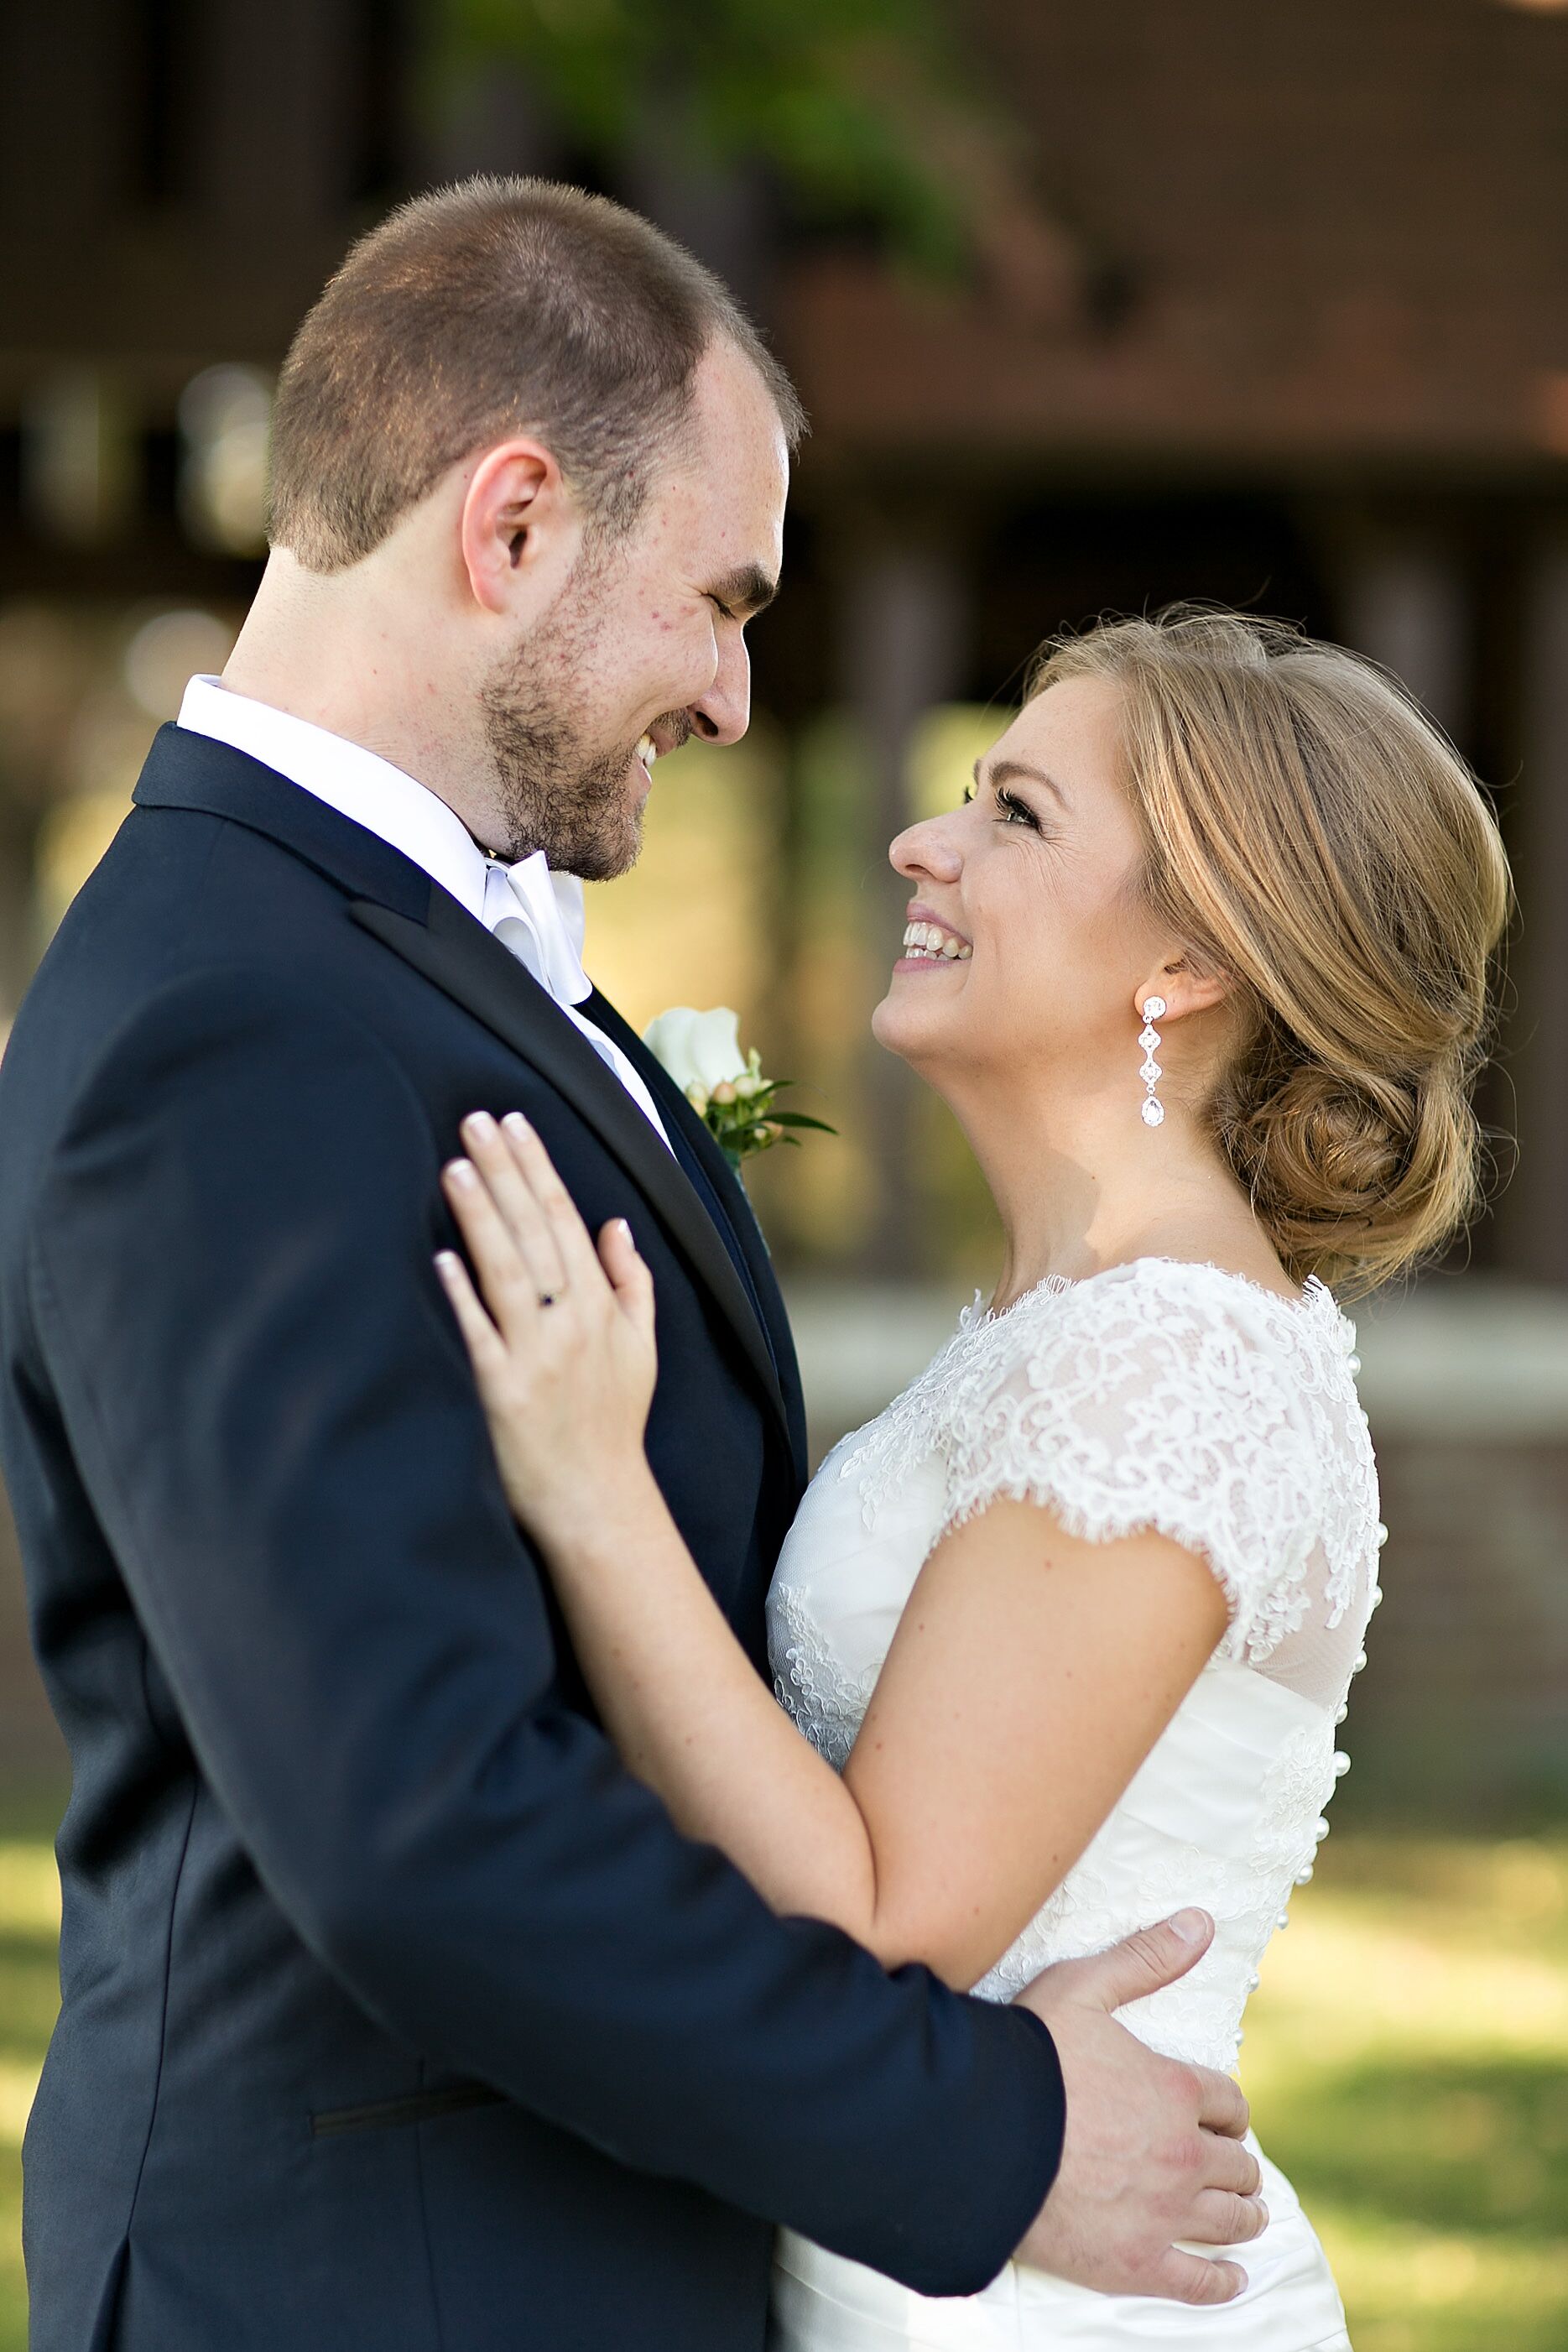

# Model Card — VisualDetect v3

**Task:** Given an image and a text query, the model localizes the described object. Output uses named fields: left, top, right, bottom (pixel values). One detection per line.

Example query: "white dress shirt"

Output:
left=175, top=676, right=672, bottom=1150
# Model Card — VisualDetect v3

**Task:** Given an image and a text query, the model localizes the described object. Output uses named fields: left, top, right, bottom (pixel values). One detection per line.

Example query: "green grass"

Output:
left=0, top=1786, right=63, bottom=2352
left=2, top=1816, right=1566, bottom=2349
left=1244, top=1834, right=1568, bottom=2349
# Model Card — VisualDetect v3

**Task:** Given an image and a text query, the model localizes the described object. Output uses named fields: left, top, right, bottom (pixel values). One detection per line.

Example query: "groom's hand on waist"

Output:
left=1010, top=1910, right=1265, bottom=2305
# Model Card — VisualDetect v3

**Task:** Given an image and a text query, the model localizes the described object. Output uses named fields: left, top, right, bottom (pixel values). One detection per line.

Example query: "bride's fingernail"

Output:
left=434, top=1252, right=460, bottom=1280
left=613, top=1218, right=635, bottom=1247
left=461, top=1111, right=497, bottom=1143
left=445, top=1159, right=477, bottom=1189
left=502, top=1112, right=532, bottom=1139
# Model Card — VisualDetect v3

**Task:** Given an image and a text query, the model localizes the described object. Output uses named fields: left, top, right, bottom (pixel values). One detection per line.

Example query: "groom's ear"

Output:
left=459, top=439, right=581, bottom=616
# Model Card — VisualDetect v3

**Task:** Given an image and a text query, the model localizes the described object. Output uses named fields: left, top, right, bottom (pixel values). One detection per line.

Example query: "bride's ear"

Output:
left=1133, top=957, right=1231, bottom=1028
left=459, top=439, right=581, bottom=616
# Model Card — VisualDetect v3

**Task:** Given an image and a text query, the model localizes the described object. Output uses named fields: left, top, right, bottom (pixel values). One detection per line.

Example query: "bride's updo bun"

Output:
left=1031, top=608, right=1512, bottom=1294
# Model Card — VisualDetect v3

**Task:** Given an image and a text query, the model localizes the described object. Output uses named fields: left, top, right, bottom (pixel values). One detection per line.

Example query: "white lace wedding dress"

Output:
left=766, top=1257, right=1383, bottom=2352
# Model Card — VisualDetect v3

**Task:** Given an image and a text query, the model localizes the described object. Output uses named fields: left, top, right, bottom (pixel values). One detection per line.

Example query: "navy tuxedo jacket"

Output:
left=0, top=724, right=1063, bottom=2352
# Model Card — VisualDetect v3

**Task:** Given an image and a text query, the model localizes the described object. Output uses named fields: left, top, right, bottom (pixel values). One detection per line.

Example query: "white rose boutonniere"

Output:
left=643, top=1006, right=836, bottom=1171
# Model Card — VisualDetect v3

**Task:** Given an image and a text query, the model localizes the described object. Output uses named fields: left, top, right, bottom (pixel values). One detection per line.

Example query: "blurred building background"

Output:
left=3, top=7, right=1568, bottom=2346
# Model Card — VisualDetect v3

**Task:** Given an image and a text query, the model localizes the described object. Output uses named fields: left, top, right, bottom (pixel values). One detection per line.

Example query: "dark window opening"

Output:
left=349, top=0, right=411, bottom=204
left=129, top=0, right=193, bottom=207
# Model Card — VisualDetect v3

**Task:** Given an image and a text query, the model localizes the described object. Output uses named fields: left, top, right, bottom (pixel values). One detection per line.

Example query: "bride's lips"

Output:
left=893, top=900, right=972, bottom=975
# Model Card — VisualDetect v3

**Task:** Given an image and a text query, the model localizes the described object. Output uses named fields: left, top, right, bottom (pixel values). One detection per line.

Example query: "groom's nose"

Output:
left=685, top=631, right=752, bottom=748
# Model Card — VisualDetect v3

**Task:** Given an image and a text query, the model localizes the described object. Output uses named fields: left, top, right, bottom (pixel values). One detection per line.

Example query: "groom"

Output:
left=0, top=180, right=1262, bottom=2350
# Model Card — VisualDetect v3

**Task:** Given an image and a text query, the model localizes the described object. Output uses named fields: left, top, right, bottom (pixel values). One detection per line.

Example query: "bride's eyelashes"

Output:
left=962, top=779, right=1048, bottom=835
left=996, top=785, right=1044, bottom=832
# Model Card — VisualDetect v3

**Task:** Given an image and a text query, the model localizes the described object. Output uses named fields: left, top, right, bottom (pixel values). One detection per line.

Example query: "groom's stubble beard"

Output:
left=479, top=536, right=677, bottom=880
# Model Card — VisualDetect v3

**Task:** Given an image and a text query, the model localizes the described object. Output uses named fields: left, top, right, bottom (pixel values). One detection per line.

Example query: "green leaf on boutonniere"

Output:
left=641, top=1008, right=838, bottom=1172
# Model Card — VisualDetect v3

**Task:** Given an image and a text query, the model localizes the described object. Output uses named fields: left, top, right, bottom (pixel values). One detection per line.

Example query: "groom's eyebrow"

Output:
left=706, top=563, right=779, bottom=618
left=974, top=756, right=1071, bottom=809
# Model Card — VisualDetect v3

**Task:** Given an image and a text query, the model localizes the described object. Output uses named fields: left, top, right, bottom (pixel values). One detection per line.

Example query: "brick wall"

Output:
left=1346, top=1435, right=1568, bottom=1823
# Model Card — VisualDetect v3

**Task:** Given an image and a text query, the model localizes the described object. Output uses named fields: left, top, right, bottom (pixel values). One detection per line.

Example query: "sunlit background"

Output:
left=4, top=3, right=1568, bottom=2344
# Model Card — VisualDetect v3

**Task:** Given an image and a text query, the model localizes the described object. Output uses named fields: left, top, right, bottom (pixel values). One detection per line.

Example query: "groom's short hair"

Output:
left=268, top=177, right=805, bottom=573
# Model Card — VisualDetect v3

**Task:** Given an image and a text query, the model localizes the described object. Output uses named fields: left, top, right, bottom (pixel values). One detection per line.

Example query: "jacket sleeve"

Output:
left=29, top=969, right=1064, bottom=2296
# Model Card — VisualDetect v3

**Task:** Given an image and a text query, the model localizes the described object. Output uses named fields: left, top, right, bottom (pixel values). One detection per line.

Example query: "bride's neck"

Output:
left=944, top=1071, right=1268, bottom=1312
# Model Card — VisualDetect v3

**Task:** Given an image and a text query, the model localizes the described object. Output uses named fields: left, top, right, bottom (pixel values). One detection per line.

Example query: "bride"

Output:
left=433, top=608, right=1508, bottom=2349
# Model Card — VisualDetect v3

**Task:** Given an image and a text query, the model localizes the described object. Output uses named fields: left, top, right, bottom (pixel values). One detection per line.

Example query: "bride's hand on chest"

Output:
left=435, top=1108, right=662, bottom=1547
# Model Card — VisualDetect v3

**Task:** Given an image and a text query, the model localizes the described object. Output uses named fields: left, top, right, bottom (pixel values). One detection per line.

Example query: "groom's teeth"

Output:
left=636, top=733, right=658, bottom=768
left=900, top=920, right=972, bottom=962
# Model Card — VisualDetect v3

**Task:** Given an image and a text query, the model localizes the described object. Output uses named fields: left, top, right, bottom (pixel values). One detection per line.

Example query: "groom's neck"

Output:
left=221, top=550, right=508, bottom=848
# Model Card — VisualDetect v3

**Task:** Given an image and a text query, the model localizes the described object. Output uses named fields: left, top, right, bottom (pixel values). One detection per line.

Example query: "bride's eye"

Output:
left=996, top=786, right=1042, bottom=832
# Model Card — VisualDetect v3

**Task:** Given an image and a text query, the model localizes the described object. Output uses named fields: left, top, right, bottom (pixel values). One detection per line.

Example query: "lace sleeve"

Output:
left=940, top=1264, right=1326, bottom=1666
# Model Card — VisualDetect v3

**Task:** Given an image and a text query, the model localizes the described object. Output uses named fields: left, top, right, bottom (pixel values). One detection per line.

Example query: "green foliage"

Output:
left=437, top=0, right=992, bottom=273
left=698, top=1066, right=837, bottom=1171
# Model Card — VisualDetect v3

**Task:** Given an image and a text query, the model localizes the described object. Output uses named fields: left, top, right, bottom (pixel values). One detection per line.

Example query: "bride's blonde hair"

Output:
left=1030, top=607, right=1512, bottom=1295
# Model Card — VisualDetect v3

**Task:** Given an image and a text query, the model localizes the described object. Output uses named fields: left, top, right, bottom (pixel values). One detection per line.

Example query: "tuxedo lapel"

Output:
left=133, top=722, right=431, bottom=917
left=131, top=726, right=790, bottom=1442
left=351, top=892, right=791, bottom=1438
left=584, top=990, right=809, bottom=1480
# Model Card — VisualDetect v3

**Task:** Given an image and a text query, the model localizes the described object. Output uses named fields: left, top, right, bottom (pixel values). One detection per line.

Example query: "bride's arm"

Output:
left=438, top=1113, right=1228, bottom=1995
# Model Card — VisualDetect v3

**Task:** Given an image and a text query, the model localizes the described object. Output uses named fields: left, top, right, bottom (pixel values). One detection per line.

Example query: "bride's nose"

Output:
left=890, top=816, right=962, bottom=886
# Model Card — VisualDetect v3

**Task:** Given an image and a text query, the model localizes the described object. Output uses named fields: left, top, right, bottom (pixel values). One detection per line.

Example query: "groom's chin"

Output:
left=571, top=808, right=645, bottom=884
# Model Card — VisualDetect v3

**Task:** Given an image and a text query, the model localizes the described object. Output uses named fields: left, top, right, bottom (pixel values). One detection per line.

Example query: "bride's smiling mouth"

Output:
left=894, top=902, right=972, bottom=973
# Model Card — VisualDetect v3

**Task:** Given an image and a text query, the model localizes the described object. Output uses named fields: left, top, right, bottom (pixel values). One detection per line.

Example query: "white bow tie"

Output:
left=481, top=850, right=591, bottom=1009
left=475, top=847, right=673, bottom=1155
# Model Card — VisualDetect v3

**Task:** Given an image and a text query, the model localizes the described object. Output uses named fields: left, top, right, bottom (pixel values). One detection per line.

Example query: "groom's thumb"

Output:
left=1075, top=1911, right=1214, bottom=2010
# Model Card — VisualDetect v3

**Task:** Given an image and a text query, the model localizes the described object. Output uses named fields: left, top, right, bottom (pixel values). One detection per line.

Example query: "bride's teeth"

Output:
left=900, top=920, right=972, bottom=962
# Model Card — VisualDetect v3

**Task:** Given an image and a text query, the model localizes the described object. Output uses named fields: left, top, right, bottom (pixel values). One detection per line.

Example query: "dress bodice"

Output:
left=766, top=1258, right=1384, bottom=2075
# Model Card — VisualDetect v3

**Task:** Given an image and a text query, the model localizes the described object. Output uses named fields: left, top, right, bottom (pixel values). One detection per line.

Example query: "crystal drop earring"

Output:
left=1138, top=997, right=1166, bottom=1128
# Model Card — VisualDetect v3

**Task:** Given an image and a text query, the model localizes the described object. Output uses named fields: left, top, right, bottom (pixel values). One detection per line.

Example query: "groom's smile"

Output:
left=631, top=712, right=695, bottom=800
left=556, top=337, right=788, bottom=864
left=470, top=336, right=788, bottom=884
